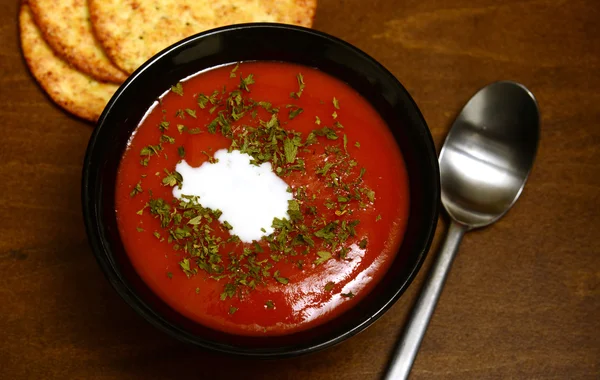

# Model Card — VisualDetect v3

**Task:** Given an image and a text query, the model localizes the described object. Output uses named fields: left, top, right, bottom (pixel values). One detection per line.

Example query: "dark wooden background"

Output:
left=1, top=0, right=598, bottom=378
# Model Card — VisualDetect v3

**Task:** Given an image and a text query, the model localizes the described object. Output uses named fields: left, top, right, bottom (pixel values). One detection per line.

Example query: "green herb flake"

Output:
left=358, top=238, right=368, bottom=249
left=290, top=73, right=305, bottom=99
left=239, top=74, right=255, bottom=92
left=230, top=62, right=240, bottom=78
left=207, top=118, right=218, bottom=134
left=343, top=134, right=348, bottom=153
left=162, top=169, right=183, bottom=188
left=220, top=283, right=236, bottom=300
left=253, top=242, right=264, bottom=253
left=288, top=107, right=304, bottom=120
left=158, top=121, right=170, bottom=132
left=376, top=214, right=382, bottom=222
left=341, top=292, right=355, bottom=298
left=365, top=188, right=375, bottom=202
left=229, top=306, right=238, bottom=315
left=265, top=300, right=274, bottom=309
left=136, top=226, right=144, bottom=232
left=324, top=282, right=335, bottom=292
left=359, top=167, right=366, bottom=179
left=222, top=221, right=233, bottom=230
left=166, top=271, right=173, bottom=279
left=284, top=138, right=298, bottom=163
left=160, top=134, right=175, bottom=144
left=185, top=108, right=197, bottom=118
left=333, top=97, right=340, bottom=109
left=314, top=127, right=338, bottom=140
left=355, top=141, right=361, bottom=148
left=273, top=270, right=289, bottom=285
left=140, top=144, right=162, bottom=164
left=314, top=222, right=337, bottom=241
left=339, top=247, right=350, bottom=259
left=314, top=251, right=332, bottom=266
left=179, top=258, right=194, bottom=277
left=197, top=93, right=209, bottom=109
left=315, top=116, right=321, bottom=125
left=130, top=181, right=142, bottom=197
left=332, top=111, right=338, bottom=119
left=171, top=82, right=184, bottom=96
left=175, top=109, right=185, bottom=119
left=177, top=124, right=186, bottom=134
left=177, top=146, right=185, bottom=158
left=195, top=287, right=200, bottom=294
left=187, top=215, right=202, bottom=225
left=316, top=162, right=335, bottom=176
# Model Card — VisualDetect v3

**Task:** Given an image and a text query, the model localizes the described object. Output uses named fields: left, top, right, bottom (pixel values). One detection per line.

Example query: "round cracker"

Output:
left=89, top=0, right=317, bottom=74
left=28, top=0, right=127, bottom=84
left=20, top=4, right=119, bottom=122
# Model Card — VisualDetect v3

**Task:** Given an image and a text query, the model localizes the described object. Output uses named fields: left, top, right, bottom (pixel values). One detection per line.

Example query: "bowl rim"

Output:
left=82, top=22, right=440, bottom=358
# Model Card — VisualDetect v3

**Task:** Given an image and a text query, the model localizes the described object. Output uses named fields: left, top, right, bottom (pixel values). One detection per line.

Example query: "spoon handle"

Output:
left=384, top=221, right=466, bottom=380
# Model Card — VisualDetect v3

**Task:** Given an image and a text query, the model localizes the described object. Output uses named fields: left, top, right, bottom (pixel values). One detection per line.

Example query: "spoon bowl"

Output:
left=440, top=81, right=539, bottom=228
left=385, top=81, right=539, bottom=379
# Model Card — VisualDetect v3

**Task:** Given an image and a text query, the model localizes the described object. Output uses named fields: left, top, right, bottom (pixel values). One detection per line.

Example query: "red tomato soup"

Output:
left=115, top=62, right=409, bottom=336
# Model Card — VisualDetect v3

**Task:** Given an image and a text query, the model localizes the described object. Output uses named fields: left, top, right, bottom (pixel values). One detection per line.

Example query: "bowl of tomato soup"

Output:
left=82, top=24, right=439, bottom=357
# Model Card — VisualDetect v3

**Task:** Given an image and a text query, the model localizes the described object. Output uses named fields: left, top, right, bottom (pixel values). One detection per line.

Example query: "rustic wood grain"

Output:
left=1, top=0, right=598, bottom=378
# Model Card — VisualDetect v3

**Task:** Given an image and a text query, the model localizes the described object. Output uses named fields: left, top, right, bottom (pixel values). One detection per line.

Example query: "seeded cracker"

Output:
left=89, top=0, right=318, bottom=74
left=28, top=0, right=127, bottom=84
left=19, top=4, right=118, bottom=122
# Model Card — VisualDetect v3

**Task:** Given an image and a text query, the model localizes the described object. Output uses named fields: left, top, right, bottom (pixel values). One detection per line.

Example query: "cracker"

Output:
left=89, top=0, right=317, bottom=74
left=19, top=4, right=119, bottom=122
left=28, top=0, right=127, bottom=83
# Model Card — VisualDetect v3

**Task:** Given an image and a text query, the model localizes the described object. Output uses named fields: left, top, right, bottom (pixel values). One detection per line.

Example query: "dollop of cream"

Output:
left=173, top=149, right=292, bottom=243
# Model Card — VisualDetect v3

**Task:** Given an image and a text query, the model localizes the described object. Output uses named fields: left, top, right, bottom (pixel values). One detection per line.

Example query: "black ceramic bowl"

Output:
left=82, top=23, right=439, bottom=358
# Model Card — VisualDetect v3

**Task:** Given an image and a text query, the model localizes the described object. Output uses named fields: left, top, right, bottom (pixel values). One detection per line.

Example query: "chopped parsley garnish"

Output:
left=314, top=251, right=332, bottom=266
left=162, top=169, right=183, bottom=188
left=130, top=181, right=142, bottom=197
left=288, top=106, right=303, bottom=120
left=133, top=66, right=378, bottom=303
left=230, top=63, right=240, bottom=78
left=290, top=73, right=305, bottom=99
left=239, top=74, right=255, bottom=92
left=273, top=270, right=289, bottom=285
left=185, top=108, right=197, bottom=118
left=160, top=134, right=175, bottom=144
left=171, top=82, right=183, bottom=96
left=197, top=94, right=209, bottom=109
left=333, top=97, right=340, bottom=109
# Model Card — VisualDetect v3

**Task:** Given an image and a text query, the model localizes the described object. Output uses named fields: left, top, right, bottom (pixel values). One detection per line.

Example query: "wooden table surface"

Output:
left=1, top=0, right=598, bottom=378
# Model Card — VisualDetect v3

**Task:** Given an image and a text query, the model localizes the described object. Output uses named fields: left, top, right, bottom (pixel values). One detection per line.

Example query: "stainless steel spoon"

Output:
left=384, top=81, right=539, bottom=380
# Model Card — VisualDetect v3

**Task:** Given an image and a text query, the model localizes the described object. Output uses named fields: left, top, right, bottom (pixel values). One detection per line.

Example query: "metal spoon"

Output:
left=384, top=81, right=539, bottom=380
